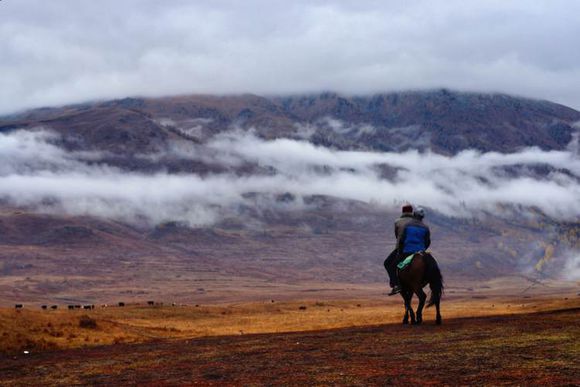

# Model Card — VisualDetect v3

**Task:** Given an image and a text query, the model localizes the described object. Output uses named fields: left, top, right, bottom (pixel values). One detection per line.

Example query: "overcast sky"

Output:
left=2, top=0, right=580, bottom=115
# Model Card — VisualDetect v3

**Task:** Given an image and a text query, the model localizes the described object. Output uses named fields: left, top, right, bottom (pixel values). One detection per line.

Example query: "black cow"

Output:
left=118, top=302, right=125, bottom=307
left=68, top=305, right=75, bottom=310
left=51, top=305, right=58, bottom=310
left=41, top=305, right=48, bottom=310
left=15, top=304, right=23, bottom=309
left=147, top=301, right=155, bottom=306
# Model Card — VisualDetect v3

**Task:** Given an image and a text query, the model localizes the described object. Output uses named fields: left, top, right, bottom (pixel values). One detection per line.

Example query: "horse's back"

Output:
left=399, top=253, right=427, bottom=286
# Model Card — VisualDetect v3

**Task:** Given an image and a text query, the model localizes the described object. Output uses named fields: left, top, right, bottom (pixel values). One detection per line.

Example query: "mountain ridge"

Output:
left=2, top=90, right=579, bottom=156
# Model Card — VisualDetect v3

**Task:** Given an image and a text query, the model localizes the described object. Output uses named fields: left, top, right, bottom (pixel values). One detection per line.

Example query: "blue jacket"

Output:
left=398, top=219, right=431, bottom=254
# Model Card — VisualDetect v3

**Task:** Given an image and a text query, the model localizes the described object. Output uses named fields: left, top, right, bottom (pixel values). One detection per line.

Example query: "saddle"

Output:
left=397, top=251, right=427, bottom=270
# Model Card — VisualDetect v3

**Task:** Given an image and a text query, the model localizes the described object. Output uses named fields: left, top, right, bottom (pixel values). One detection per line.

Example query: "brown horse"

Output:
left=397, top=251, right=443, bottom=325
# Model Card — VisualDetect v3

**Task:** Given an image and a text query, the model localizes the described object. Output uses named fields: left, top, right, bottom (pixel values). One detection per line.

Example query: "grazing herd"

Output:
left=66, top=305, right=95, bottom=310
left=13, top=301, right=184, bottom=311
left=40, top=305, right=59, bottom=310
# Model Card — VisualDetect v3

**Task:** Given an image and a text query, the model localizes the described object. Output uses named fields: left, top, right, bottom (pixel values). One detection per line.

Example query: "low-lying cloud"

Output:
left=1, top=129, right=579, bottom=228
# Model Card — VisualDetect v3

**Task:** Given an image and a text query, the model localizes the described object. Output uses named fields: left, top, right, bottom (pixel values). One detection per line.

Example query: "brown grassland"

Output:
left=1, top=289, right=578, bottom=354
left=0, top=287, right=579, bottom=385
left=0, top=301, right=578, bottom=385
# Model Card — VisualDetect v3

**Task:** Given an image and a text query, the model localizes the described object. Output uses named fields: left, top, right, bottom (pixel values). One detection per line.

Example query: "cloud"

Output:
left=0, top=129, right=579, bottom=228
left=1, top=1, right=580, bottom=114
left=561, top=252, right=580, bottom=281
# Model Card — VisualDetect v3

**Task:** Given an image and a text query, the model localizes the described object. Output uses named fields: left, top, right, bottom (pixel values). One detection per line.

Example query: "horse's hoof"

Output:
left=436, top=319, right=442, bottom=325
left=402, top=320, right=409, bottom=325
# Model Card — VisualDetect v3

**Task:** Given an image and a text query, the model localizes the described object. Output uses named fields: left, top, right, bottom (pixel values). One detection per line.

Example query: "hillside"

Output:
left=0, top=90, right=578, bottom=305
left=1, top=199, right=577, bottom=305
left=3, top=90, right=580, bottom=158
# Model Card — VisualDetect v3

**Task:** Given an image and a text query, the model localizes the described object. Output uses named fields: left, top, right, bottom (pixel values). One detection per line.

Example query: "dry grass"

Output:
left=1, top=307, right=578, bottom=385
left=1, top=293, right=577, bottom=355
left=0, top=310, right=142, bottom=354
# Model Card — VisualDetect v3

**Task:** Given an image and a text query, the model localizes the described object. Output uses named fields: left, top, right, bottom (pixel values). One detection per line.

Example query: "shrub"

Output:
left=79, top=315, right=97, bottom=329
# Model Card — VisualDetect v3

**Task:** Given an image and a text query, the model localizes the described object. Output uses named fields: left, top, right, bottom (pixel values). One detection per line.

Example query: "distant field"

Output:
left=0, top=306, right=578, bottom=385
left=0, top=292, right=577, bottom=355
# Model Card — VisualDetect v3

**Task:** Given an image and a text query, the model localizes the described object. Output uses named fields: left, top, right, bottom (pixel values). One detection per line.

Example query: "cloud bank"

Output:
left=1, top=1, right=580, bottom=114
left=0, top=129, right=579, bottom=227
left=562, top=252, right=580, bottom=281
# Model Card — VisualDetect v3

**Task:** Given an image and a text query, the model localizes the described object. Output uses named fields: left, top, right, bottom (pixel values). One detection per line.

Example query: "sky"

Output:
left=2, top=0, right=580, bottom=115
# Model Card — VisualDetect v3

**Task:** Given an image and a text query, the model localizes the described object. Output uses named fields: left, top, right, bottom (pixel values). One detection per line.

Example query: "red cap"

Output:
left=402, top=204, right=413, bottom=213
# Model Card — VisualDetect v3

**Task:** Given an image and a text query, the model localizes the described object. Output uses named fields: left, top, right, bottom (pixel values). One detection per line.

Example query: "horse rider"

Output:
left=387, top=207, right=432, bottom=295
left=398, top=206, right=431, bottom=271
left=384, top=204, right=415, bottom=295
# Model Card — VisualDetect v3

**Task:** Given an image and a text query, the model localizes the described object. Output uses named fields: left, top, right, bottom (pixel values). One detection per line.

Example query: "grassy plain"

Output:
left=0, top=306, right=578, bottom=385
left=0, top=288, right=577, bottom=355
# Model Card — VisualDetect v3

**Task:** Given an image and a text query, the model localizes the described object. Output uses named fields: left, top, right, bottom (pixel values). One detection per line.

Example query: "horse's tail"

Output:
left=424, top=253, right=444, bottom=308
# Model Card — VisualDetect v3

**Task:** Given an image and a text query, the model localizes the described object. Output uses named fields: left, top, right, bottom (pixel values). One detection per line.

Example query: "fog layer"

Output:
left=0, top=129, right=578, bottom=226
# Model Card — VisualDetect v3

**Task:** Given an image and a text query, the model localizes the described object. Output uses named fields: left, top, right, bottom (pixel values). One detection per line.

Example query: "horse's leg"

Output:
left=402, top=307, right=409, bottom=325
left=401, top=291, right=409, bottom=324
left=401, top=289, right=415, bottom=325
left=406, top=291, right=416, bottom=325
left=435, top=299, right=442, bottom=325
left=415, top=288, right=426, bottom=325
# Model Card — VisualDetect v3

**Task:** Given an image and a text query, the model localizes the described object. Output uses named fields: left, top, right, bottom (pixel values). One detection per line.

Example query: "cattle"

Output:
left=41, top=305, right=48, bottom=310
left=83, top=305, right=92, bottom=310
left=74, top=305, right=81, bottom=309
left=50, top=305, right=58, bottom=310
left=118, top=302, right=125, bottom=307
left=15, top=304, right=23, bottom=310
left=68, top=305, right=75, bottom=310
left=147, top=301, right=155, bottom=306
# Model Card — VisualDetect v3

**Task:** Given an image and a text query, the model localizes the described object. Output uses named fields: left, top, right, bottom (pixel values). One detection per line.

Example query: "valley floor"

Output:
left=0, top=305, right=578, bottom=385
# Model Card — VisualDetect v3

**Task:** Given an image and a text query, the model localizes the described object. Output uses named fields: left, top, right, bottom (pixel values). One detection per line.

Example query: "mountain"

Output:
left=0, top=90, right=578, bottom=304
left=3, top=90, right=579, bottom=157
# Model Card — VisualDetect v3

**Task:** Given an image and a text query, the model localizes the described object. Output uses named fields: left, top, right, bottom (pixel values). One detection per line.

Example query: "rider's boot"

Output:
left=388, top=285, right=401, bottom=296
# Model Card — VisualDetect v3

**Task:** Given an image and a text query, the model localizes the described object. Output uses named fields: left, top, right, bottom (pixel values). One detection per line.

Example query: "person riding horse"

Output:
left=384, top=204, right=414, bottom=294
left=385, top=206, right=431, bottom=295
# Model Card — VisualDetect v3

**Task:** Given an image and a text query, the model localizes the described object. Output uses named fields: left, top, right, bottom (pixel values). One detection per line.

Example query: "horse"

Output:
left=397, top=251, right=443, bottom=325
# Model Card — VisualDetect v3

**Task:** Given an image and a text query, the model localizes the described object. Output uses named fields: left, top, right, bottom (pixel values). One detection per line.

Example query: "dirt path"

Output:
left=1, top=308, right=578, bottom=386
